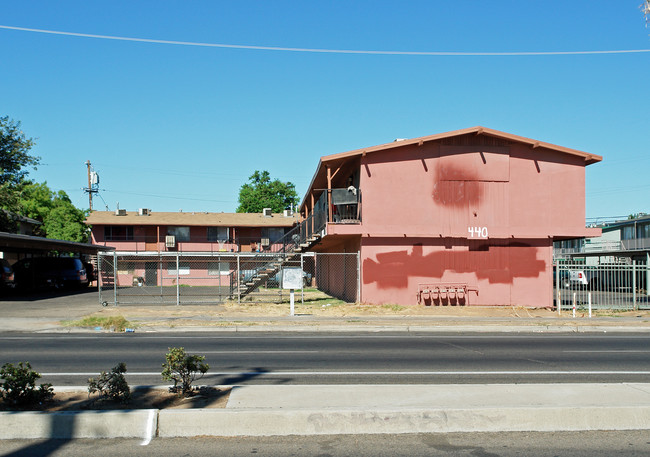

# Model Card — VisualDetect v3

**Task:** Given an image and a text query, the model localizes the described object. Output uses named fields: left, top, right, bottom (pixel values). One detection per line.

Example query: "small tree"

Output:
left=0, top=362, right=54, bottom=408
left=161, top=347, right=209, bottom=396
left=87, top=362, right=131, bottom=403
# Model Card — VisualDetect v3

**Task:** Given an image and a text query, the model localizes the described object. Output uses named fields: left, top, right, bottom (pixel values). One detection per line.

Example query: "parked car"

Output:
left=12, top=257, right=88, bottom=290
left=568, top=266, right=636, bottom=291
left=0, top=259, right=15, bottom=290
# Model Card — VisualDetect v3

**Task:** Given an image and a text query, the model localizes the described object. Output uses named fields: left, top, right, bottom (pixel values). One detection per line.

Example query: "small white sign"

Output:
left=282, top=268, right=303, bottom=290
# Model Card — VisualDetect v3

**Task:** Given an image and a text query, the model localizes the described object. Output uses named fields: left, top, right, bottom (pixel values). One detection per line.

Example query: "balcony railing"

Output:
left=554, top=238, right=650, bottom=258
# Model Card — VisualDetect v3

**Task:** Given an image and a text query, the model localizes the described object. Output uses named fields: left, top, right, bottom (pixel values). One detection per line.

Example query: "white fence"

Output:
left=554, top=262, right=650, bottom=310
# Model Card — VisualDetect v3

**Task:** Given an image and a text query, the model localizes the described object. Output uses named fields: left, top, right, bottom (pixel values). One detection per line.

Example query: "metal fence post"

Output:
left=97, top=252, right=102, bottom=305
left=176, top=251, right=180, bottom=306
left=556, top=262, right=560, bottom=315
left=357, top=251, right=361, bottom=304
left=113, top=251, right=118, bottom=306
left=633, top=260, right=637, bottom=311
left=300, top=253, right=304, bottom=305
left=237, top=254, right=241, bottom=305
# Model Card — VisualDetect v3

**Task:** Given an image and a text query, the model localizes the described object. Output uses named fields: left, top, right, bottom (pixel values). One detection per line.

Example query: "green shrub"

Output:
left=0, top=362, right=54, bottom=408
left=161, top=347, right=209, bottom=396
left=87, top=362, right=131, bottom=403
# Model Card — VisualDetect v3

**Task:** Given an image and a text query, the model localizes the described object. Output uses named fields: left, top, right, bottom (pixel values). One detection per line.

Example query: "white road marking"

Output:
left=40, top=370, right=650, bottom=376
left=563, top=350, right=650, bottom=353
left=199, top=350, right=319, bottom=354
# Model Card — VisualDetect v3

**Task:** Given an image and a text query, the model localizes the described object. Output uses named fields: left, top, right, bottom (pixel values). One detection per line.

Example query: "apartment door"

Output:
left=144, top=262, right=158, bottom=286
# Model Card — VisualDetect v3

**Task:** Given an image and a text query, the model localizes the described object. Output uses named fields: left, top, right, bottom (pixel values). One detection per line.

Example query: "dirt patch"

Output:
left=0, top=386, right=230, bottom=412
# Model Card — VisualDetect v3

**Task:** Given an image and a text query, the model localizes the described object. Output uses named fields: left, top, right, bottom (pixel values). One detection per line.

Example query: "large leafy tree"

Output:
left=0, top=116, right=40, bottom=232
left=0, top=116, right=87, bottom=241
left=237, top=170, right=299, bottom=213
left=18, top=182, right=88, bottom=242
left=0, top=116, right=39, bottom=186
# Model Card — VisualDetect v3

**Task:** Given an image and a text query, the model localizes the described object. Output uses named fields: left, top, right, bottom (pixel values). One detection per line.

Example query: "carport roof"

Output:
left=0, top=232, right=115, bottom=255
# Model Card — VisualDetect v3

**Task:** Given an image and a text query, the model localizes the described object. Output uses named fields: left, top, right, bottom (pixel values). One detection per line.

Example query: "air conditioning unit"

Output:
left=138, top=208, right=151, bottom=216
left=262, top=208, right=272, bottom=217
left=283, top=209, right=293, bottom=217
left=114, top=209, right=127, bottom=216
left=165, top=235, right=176, bottom=248
left=261, top=238, right=270, bottom=247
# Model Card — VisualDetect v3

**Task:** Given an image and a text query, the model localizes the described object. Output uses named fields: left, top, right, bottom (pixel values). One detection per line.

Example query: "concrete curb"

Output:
left=34, top=324, right=650, bottom=334
left=0, top=409, right=157, bottom=440
left=157, top=406, right=650, bottom=437
left=2, top=406, right=649, bottom=439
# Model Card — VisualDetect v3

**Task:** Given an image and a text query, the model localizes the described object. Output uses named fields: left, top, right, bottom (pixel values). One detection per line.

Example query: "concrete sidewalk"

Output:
left=2, top=315, right=650, bottom=334
left=2, top=383, right=650, bottom=439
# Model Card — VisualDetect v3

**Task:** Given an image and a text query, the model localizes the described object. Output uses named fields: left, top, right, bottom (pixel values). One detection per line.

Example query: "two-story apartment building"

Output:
left=86, top=209, right=298, bottom=253
left=297, top=126, right=601, bottom=307
left=85, top=209, right=298, bottom=289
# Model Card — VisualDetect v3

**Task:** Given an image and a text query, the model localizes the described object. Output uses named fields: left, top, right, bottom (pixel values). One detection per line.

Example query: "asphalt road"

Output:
left=1, top=332, right=650, bottom=385
left=1, top=431, right=649, bottom=457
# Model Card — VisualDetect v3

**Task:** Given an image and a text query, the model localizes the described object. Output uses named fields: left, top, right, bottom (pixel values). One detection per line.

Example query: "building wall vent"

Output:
left=262, top=208, right=272, bottom=217
left=115, top=209, right=127, bottom=216
left=165, top=235, right=176, bottom=248
left=138, top=208, right=151, bottom=216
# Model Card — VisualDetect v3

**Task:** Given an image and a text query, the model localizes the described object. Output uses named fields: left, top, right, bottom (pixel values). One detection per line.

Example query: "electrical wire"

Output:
left=2, top=25, right=649, bottom=56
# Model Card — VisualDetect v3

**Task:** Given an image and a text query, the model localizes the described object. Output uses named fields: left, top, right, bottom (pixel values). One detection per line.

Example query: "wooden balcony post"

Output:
left=310, top=193, right=315, bottom=234
left=327, top=165, right=332, bottom=223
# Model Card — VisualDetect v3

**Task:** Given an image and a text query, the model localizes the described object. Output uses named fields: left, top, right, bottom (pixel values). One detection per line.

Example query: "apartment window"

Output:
left=208, top=261, right=230, bottom=276
left=117, top=261, right=135, bottom=274
left=638, top=223, right=650, bottom=239
left=167, top=226, right=190, bottom=242
left=104, top=226, right=134, bottom=241
left=621, top=226, right=635, bottom=240
left=207, top=227, right=229, bottom=242
left=167, top=261, right=190, bottom=275
left=261, top=227, right=286, bottom=244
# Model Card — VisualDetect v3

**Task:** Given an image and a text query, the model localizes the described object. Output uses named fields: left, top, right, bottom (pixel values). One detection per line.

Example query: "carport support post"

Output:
left=176, top=252, right=180, bottom=306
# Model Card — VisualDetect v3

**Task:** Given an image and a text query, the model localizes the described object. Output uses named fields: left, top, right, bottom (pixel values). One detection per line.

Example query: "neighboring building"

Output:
left=1, top=210, right=42, bottom=236
left=85, top=209, right=298, bottom=289
left=85, top=209, right=298, bottom=253
left=554, top=214, right=650, bottom=266
left=297, top=126, right=601, bottom=307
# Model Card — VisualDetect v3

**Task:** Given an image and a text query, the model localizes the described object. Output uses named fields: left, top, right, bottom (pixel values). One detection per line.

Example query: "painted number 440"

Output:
left=468, top=226, right=488, bottom=238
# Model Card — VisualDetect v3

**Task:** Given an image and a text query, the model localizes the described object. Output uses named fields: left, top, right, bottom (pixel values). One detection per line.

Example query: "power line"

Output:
left=2, top=25, right=650, bottom=56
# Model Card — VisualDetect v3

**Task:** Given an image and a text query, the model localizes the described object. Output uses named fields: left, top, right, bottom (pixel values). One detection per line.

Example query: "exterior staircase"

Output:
left=234, top=225, right=323, bottom=299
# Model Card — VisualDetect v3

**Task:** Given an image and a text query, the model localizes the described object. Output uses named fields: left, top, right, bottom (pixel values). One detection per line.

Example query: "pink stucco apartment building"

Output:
left=86, top=210, right=297, bottom=253
left=297, top=126, right=602, bottom=307
left=85, top=210, right=298, bottom=289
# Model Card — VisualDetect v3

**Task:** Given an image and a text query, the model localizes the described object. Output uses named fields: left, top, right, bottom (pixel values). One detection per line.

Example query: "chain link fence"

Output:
left=98, top=251, right=359, bottom=306
left=554, top=261, right=650, bottom=311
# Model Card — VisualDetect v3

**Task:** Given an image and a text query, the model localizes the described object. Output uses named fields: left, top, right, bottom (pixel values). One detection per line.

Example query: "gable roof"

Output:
left=85, top=211, right=298, bottom=227
left=301, top=126, right=602, bottom=209
left=321, top=126, right=602, bottom=165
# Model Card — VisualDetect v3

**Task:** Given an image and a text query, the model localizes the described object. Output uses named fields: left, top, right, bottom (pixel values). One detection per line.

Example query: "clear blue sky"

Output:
left=2, top=1, right=648, bottom=222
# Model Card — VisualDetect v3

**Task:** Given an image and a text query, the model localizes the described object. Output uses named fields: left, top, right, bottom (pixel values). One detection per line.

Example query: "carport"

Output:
left=0, top=232, right=115, bottom=259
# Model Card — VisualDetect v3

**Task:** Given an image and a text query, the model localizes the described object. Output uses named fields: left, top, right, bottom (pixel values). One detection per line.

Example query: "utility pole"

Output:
left=84, top=160, right=99, bottom=212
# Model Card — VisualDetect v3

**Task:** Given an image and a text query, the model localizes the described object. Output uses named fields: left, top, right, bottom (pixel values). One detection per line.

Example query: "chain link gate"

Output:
left=98, top=251, right=360, bottom=306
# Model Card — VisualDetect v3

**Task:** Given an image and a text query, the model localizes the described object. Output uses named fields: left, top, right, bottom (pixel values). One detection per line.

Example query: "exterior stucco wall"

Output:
left=360, top=237, right=552, bottom=307
left=358, top=139, right=588, bottom=239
